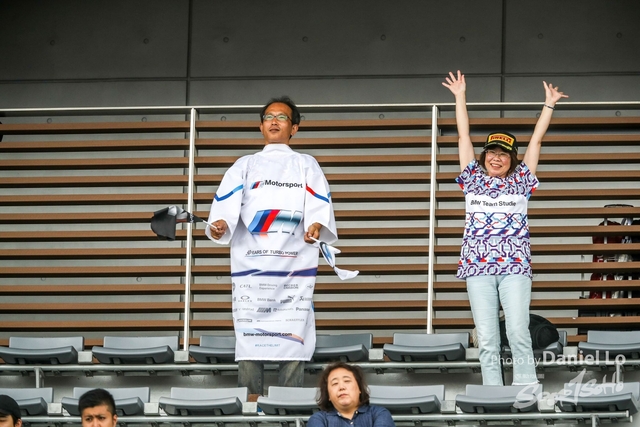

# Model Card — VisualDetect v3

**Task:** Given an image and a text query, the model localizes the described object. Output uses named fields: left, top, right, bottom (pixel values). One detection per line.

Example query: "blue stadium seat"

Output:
left=61, top=387, right=150, bottom=416
left=578, top=330, right=640, bottom=360
left=369, top=384, right=444, bottom=414
left=456, top=384, right=542, bottom=413
left=189, top=335, right=236, bottom=363
left=159, top=387, right=247, bottom=416
left=383, top=332, right=469, bottom=362
left=257, top=386, right=319, bottom=415
left=556, top=381, right=640, bottom=415
left=92, top=336, right=178, bottom=364
left=0, top=388, right=53, bottom=416
left=0, top=336, right=83, bottom=365
left=313, top=333, right=372, bottom=362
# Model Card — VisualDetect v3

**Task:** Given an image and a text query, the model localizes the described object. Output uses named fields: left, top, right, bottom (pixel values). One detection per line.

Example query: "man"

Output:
left=0, top=395, right=22, bottom=427
left=206, top=96, right=337, bottom=400
left=78, top=389, right=117, bottom=427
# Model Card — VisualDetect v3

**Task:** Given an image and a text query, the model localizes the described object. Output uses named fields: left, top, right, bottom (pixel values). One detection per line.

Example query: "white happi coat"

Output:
left=206, top=143, right=337, bottom=361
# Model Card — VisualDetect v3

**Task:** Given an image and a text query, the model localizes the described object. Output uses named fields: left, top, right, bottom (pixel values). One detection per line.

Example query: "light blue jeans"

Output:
left=467, top=274, right=537, bottom=385
left=238, top=360, right=305, bottom=395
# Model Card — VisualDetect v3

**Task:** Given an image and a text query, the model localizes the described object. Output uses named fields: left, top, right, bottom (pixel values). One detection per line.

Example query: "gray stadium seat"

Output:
left=456, top=384, right=542, bottom=413
left=503, top=330, right=568, bottom=359
left=383, top=332, right=469, bottom=362
left=92, top=336, right=178, bottom=364
left=189, top=335, right=236, bottom=363
left=313, top=333, right=372, bottom=362
left=61, top=387, right=150, bottom=416
left=159, top=387, right=247, bottom=416
left=0, top=388, right=53, bottom=416
left=578, top=330, right=640, bottom=360
left=556, top=381, right=640, bottom=415
left=257, top=386, right=319, bottom=415
left=369, top=384, right=444, bottom=414
left=0, top=336, right=83, bottom=365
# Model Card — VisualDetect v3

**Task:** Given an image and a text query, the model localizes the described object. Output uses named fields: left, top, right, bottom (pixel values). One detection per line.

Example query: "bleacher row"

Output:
left=2, top=330, right=640, bottom=369
left=2, top=332, right=640, bottom=426
left=2, top=382, right=638, bottom=427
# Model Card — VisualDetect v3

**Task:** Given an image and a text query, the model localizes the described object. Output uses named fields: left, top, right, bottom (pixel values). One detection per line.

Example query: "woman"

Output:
left=442, top=71, right=567, bottom=385
left=307, top=362, right=395, bottom=427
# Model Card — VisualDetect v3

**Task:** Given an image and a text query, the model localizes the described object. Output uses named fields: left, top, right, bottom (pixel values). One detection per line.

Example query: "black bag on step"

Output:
left=500, top=314, right=559, bottom=350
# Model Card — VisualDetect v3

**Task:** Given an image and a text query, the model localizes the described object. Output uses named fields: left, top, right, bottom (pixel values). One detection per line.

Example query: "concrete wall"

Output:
left=1, top=0, right=640, bottom=109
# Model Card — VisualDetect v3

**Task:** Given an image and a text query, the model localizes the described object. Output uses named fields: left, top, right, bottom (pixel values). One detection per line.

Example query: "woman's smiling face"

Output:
left=484, top=147, right=512, bottom=178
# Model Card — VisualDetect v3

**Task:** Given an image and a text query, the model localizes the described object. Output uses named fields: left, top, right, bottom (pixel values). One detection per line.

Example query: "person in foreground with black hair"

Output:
left=78, top=389, right=117, bottom=427
left=307, top=362, right=395, bottom=427
left=0, top=395, right=22, bottom=427
left=443, top=71, right=567, bottom=385
left=206, top=96, right=338, bottom=401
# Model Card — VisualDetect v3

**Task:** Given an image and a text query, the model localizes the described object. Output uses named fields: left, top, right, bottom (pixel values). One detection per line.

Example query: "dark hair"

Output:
left=78, top=388, right=116, bottom=417
left=0, top=394, right=22, bottom=424
left=479, top=146, right=520, bottom=177
left=260, top=96, right=301, bottom=125
left=316, top=361, right=370, bottom=411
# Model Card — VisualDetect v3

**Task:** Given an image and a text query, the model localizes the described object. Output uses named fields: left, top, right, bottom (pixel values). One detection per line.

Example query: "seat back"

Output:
left=563, top=381, right=639, bottom=399
left=314, top=333, right=373, bottom=362
left=464, top=384, right=541, bottom=399
left=393, top=332, right=469, bottom=348
left=557, top=381, right=640, bottom=415
left=199, top=335, right=236, bottom=348
left=587, top=330, right=640, bottom=345
left=0, top=388, right=54, bottom=402
left=457, top=384, right=542, bottom=414
left=316, top=333, right=372, bottom=349
left=267, top=386, right=319, bottom=402
left=160, top=387, right=247, bottom=416
left=257, top=387, right=320, bottom=415
left=384, top=332, right=469, bottom=362
left=369, top=384, right=445, bottom=402
left=63, top=387, right=150, bottom=416
left=9, top=336, right=84, bottom=351
left=93, top=336, right=177, bottom=364
left=189, top=335, right=236, bottom=363
left=369, top=385, right=444, bottom=414
left=1, top=336, right=84, bottom=364
left=169, top=387, right=247, bottom=401
left=0, top=388, right=53, bottom=416
left=102, top=336, right=178, bottom=350
left=72, top=387, right=150, bottom=402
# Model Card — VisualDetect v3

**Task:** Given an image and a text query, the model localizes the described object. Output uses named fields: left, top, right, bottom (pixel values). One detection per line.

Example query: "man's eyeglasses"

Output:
left=486, top=150, right=510, bottom=160
left=262, top=114, right=290, bottom=122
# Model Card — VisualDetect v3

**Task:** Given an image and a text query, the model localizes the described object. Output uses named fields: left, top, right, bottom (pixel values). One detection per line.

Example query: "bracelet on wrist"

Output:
left=544, top=104, right=555, bottom=110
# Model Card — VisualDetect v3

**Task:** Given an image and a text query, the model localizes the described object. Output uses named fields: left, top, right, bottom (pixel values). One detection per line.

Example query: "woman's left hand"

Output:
left=543, top=81, right=569, bottom=107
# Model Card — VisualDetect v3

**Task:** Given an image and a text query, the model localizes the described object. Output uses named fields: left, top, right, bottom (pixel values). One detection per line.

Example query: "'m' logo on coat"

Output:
left=248, top=209, right=302, bottom=235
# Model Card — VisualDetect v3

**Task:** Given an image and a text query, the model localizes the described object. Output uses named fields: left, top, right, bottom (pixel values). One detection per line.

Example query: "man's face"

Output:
left=259, top=102, right=298, bottom=144
left=81, top=405, right=117, bottom=427
left=0, top=414, right=21, bottom=427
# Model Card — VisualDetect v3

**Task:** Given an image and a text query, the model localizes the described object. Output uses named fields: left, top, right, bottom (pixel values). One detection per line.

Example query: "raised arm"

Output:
left=442, top=70, right=475, bottom=171
left=522, top=81, right=568, bottom=175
